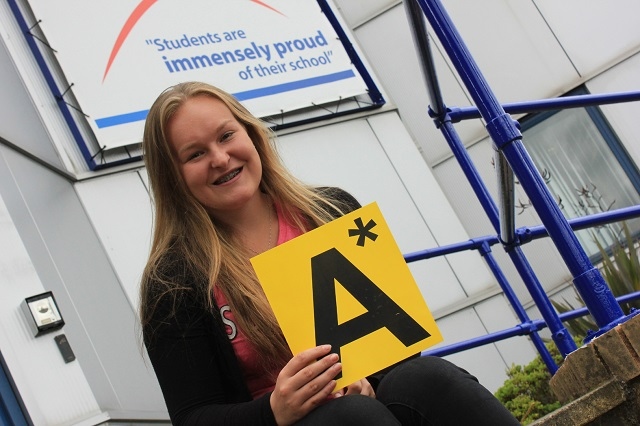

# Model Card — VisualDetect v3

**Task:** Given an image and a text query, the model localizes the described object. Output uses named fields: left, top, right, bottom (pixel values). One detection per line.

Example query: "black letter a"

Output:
left=311, top=248, right=430, bottom=377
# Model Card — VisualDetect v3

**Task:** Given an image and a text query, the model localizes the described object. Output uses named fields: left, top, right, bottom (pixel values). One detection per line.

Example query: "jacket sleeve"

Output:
left=144, top=284, right=277, bottom=426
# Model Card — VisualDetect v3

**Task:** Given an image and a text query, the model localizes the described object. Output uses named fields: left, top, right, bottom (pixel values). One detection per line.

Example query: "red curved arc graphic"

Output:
left=250, top=0, right=286, bottom=17
left=102, top=0, right=285, bottom=82
left=102, top=0, right=157, bottom=82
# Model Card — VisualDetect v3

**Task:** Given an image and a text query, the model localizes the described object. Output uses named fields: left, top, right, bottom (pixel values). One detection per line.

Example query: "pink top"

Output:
left=214, top=204, right=303, bottom=399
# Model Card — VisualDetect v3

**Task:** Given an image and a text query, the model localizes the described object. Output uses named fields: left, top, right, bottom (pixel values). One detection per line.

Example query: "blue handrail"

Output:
left=446, top=91, right=640, bottom=123
left=422, top=291, right=640, bottom=358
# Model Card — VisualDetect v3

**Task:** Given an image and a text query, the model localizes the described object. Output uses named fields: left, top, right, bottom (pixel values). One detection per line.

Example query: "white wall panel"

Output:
left=534, top=0, right=640, bottom=77
left=75, top=170, right=153, bottom=309
left=432, top=137, right=572, bottom=304
left=587, top=52, right=640, bottom=170
left=435, top=0, right=579, bottom=102
left=333, top=0, right=398, bottom=27
left=352, top=4, right=485, bottom=165
left=0, top=35, right=64, bottom=170
left=331, top=0, right=639, bottom=103
left=367, top=111, right=496, bottom=296
left=0, top=0, right=89, bottom=174
left=348, top=0, right=579, bottom=165
left=431, top=307, right=512, bottom=393
left=474, top=295, right=537, bottom=368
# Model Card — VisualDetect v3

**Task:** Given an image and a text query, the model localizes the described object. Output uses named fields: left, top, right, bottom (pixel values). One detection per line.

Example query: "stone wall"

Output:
left=533, top=314, right=640, bottom=425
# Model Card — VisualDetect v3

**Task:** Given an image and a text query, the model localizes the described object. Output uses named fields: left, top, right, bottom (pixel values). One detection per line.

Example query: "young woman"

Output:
left=140, top=81, right=519, bottom=425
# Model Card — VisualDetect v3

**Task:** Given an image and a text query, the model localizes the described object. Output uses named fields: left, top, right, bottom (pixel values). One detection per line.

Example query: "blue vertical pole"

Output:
left=438, top=118, right=576, bottom=357
left=415, top=0, right=629, bottom=338
left=403, top=0, right=572, bottom=361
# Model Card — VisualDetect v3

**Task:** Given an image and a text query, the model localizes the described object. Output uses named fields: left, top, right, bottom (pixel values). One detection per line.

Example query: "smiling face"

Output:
left=167, top=95, right=263, bottom=221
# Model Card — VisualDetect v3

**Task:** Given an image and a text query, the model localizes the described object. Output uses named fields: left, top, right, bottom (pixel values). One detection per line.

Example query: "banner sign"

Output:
left=25, top=0, right=372, bottom=150
left=251, top=203, right=443, bottom=390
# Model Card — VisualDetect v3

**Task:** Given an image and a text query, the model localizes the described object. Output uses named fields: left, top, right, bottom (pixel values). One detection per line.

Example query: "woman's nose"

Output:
left=209, top=147, right=230, bottom=168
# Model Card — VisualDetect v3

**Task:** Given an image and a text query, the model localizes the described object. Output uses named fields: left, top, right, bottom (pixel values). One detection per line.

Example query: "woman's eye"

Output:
left=188, top=151, right=203, bottom=161
left=221, top=131, right=234, bottom=142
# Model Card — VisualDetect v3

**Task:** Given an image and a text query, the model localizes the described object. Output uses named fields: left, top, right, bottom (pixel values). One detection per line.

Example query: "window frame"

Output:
left=518, top=85, right=640, bottom=258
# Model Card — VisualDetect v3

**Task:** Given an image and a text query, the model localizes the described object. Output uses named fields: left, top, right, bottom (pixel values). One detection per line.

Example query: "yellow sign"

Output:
left=251, top=202, right=442, bottom=390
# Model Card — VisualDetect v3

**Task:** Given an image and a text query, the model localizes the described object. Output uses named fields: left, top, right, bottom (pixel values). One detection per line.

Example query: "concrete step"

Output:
left=531, top=314, right=640, bottom=425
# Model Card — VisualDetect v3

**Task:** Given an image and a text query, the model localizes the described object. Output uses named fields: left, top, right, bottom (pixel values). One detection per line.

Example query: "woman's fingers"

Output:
left=343, top=379, right=375, bottom=397
left=279, top=345, right=340, bottom=392
left=271, top=345, right=342, bottom=425
left=281, top=344, right=332, bottom=375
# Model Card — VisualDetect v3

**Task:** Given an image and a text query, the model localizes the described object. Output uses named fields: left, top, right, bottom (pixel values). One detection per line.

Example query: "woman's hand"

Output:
left=332, top=378, right=375, bottom=398
left=270, top=344, right=342, bottom=426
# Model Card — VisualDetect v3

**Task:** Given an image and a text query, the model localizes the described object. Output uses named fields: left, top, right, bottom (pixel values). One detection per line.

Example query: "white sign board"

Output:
left=26, top=0, right=370, bottom=150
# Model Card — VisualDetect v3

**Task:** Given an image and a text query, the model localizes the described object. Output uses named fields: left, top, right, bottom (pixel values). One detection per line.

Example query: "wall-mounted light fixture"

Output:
left=21, top=291, right=65, bottom=337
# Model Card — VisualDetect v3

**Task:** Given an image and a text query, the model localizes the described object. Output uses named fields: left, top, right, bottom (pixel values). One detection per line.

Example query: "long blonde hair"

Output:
left=140, top=81, right=349, bottom=371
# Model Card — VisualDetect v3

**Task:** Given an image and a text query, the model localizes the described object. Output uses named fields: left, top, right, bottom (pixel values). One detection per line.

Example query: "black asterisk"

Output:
left=348, top=217, right=378, bottom=247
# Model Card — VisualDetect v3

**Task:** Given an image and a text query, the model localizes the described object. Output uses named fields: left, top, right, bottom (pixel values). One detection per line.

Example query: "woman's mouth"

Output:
left=214, top=168, right=241, bottom=185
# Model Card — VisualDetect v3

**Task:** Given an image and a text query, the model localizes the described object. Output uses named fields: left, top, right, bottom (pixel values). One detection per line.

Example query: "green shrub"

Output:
left=494, top=341, right=564, bottom=424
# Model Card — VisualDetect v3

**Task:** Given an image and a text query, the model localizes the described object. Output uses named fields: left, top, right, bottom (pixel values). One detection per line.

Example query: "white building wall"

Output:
left=0, top=151, right=104, bottom=426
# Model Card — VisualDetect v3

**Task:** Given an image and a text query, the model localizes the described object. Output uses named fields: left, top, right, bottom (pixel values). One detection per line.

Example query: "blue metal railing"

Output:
left=404, top=0, right=640, bottom=373
left=421, top=291, right=640, bottom=359
left=405, top=204, right=640, bottom=370
left=447, top=91, right=640, bottom=123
